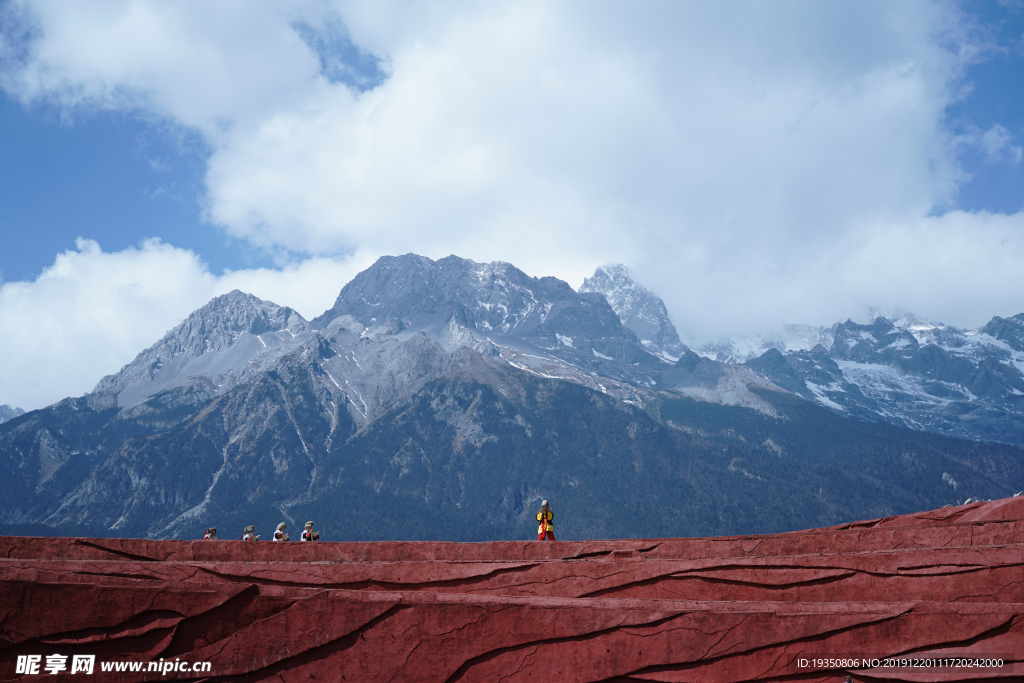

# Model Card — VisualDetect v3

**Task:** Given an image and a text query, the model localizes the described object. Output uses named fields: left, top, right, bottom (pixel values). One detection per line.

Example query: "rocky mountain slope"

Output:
left=93, top=290, right=314, bottom=409
left=2, top=255, right=1024, bottom=541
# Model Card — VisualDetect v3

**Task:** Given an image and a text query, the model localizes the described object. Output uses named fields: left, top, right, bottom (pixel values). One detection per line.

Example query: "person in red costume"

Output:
left=202, top=527, right=217, bottom=540
left=536, top=500, right=555, bottom=541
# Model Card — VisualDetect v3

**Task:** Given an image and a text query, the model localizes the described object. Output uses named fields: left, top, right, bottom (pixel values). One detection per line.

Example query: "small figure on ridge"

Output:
left=273, top=522, right=289, bottom=541
left=536, top=500, right=555, bottom=541
left=241, top=525, right=259, bottom=541
left=301, top=521, right=320, bottom=541
left=203, top=527, right=218, bottom=540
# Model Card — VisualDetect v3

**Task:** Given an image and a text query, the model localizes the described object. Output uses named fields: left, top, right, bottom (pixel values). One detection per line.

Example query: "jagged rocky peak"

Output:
left=93, top=290, right=313, bottom=407
left=580, top=263, right=688, bottom=361
left=0, top=405, right=25, bottom=424
left=828, top=317, right=925, bottom=365
left=314, top=254, right=573, bottom=333
left=153, top=290, right=310, bottom=357
left=315, top=254, right=606, bottom=337
left=980, top=313, right=1024, bottom=352
left=311, top=254, right=661, bottom=379
left=695, top=312, right=951, bottom=366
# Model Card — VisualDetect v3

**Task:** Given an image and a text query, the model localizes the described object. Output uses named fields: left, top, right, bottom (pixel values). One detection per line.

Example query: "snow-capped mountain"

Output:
left=724, top=314, right=1024, bottom=447
left=314, top=254, right=673, bottom=390
left=576, top=264, right=1024, bottom=448
left=0, top=405, right=24, bottom=424
left=3, top=254, right=1023, bottom=542
left=981, top=313, right=1024, bottom=351
left=579, top=264, right=689, bottom=361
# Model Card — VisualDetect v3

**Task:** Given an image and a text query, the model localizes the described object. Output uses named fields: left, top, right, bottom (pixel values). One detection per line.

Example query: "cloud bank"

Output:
left=2, top=0, right=1023, bottom=408
left=0, top=239, right=370, bottom=411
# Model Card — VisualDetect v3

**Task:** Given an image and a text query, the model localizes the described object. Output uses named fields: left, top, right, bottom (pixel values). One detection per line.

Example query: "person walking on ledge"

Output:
left=536, top=500, right=555, bottom=541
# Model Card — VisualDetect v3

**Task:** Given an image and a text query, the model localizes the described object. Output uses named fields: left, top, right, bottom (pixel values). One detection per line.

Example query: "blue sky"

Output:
left=945, top=0, right=1024, bottom=214
left=0, top=5, right=391, bottom=283
left=1, top=0, right=1023, bottom=411
left=0, top=96, right=239, bottom=281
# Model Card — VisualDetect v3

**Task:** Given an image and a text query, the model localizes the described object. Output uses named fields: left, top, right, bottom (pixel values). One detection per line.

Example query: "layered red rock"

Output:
left=2, top=499, right=1023, bottom=681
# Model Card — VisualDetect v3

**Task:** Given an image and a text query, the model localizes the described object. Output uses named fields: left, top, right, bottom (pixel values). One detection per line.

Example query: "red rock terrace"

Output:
left=2, top=499, right=1023, bottom=682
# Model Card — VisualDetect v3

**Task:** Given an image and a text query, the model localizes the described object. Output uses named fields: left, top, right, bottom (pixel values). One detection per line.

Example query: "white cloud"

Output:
left=1, top=0, right=321, bottom=132
left=842, top=210, right=1024, bottom=324
left=3, top=1, right=1024, bottom=359
left=0, top=239, right=363, bottom=411
left=979, top=123, right=1024, bottom=164
left=668, top=209, right=1024, bottom=339
left=198, top=0, right=983, bottom=304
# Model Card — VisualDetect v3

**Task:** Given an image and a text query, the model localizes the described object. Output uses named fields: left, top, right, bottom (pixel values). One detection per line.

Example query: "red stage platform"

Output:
left=3, top=499, right=1023, bottom=681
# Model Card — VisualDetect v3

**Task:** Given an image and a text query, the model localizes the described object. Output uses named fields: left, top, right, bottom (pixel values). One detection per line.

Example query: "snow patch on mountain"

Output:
left=804, top=380, right=847, bottom=411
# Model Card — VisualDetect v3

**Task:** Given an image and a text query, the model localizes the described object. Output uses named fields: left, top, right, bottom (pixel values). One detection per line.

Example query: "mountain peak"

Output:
left=315, top=254, right=581, bottom=336
left=151, top=290, right=309, bottom=357
left=580, top=264, right=688, bottom=361
left=0, top=405, right=25, bottom=425
left=980, top=313, right=1024, bottom=352
left=310, top=254, right=663, bottom=385
left=93, top=290, right=312, bottom=407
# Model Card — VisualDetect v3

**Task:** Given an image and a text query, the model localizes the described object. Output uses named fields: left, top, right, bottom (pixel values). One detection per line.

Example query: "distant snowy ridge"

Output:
left=0, top=405, right=24, bottom=424
left=583, top=268, right=1024, bottom=448
left=737, top=314, right=1024, bottom=447
left=693, top=324, right=836, bottom=364
left=689, top=312, right=984, bottom=364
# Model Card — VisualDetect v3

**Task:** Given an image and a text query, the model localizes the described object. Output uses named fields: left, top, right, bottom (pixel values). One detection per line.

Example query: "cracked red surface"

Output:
left=2, top=498, right=1023, bottom=681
